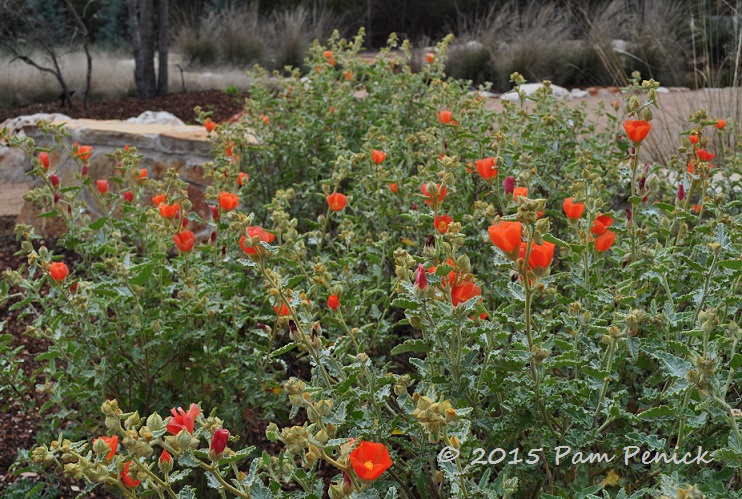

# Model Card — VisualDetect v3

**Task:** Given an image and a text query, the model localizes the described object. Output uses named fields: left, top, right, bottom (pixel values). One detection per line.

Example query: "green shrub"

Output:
left=3, top=30, right=742, bottom=498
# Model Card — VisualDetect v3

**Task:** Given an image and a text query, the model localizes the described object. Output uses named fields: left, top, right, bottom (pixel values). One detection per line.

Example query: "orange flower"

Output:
left=96, top=179, right=109, bottom=194
left=343, top=70, right=353, bottom=80
left=327, top=294, right=340, bottom=311
left=158, top=202, right=180, bottom=219
left=716, top=119, right=726, bottom=130
left=595, top=230, right=616, bottom=252
left=238, top=172, right=250, bottom=187
left=513, top=186, right=528, bottom=200
left=437, top=109, right=453, bottom=124
left=261, top=115, right=270, bottom=125
left=49, top=262, right=69, bottom=282
left=434, top=214, right=453, bottom=233
left=350, top=441, right=393, bottom=481
left=274, top=303, right=290, bottom=316
left=488, top=221, right=523, bottom=256
left=138, top=168, right=148, bottom=180
left=219, top=192, right=239, bottom=211
left=689, top=134, right=699, bottom=144
left=623, top=120, right=651, bottom=143
left=121, top=461, right=140, bottom=487
left=389, top=183, right=398, bottom=193
left=425, top=52, right=435, bottom=63
left=696, top=149, right=715, bottom=162
left=691, top=204, right=703, bottom=214
left=371, top=149, right=386, bottom=164
left=94, top=435, right=118, bottom=460
left=520, top=241, right=555, bottom=269
left=239, top=226, right=275, bottom=257
left=590, top=214, right=614, bottom=235
left=167, top=403, right=200, bottom=435
left=562, top=197, right=585, bottom=220
left=475, top=157, right=497, bottom=180
left=204, top=119, right=216, bottom=132
left=327, top=192, right=348, bottom=211
left=74, top=142, right=93, bottom=162
left=225, top=141, right=234, bottom=157
left=451, top=280, right=482, bottom=307
left=152, top=194, right=166, bottom=205
left=420, top=183, right=447, bottom=207
left=174, top=230, right=195, bottom=252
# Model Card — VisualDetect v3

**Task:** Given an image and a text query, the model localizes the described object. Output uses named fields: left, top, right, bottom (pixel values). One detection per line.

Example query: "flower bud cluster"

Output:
left=411, top=394, right=456, bottom=439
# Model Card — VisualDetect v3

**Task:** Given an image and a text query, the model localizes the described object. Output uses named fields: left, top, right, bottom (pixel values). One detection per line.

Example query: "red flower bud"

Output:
left=210, top=428, right=229, bottom=456
left=210, top=205, right=220, bottom=220
left=415, top=263, right=427, bottom=290
left=96, top=179, right=109, bottom=194
left=53, top=192, right=60, bottom=204
left=50, top=173, right=60, bottom=187
left=38, top=152, right=50, bottom=169
left=502, top=176, right=515, bottom=195
left=81, top=164, right=88, bottom=176
left=210, top=231, right=217, bottom=242
left=327, top=294, right=340, bottom=311
left=123, top=190, right=134, bottom=203
left=677, top=184, right=685, bottom=201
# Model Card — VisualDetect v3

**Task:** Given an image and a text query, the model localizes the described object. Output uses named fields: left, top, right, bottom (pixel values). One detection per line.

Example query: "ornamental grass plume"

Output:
left=327, top=192, right=348, bottom=211
left=349, top=441, right=393, bottom=481
left=562, top=197, right=585, bottom=220
left=623, top=120, right=651, bottom=143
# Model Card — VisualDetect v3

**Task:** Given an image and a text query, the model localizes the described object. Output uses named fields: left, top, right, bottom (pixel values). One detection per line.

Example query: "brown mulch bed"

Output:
left=0, top=89, right=248, bottom=124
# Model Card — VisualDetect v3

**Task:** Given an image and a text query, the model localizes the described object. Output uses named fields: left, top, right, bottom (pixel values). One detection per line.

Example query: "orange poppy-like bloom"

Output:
left=204, top=119, right=216, bottom=132
left=425, top=52, right=435, bottom=63
left=475, top=157, right=497, bottom=180
left=513, top=186, right=528, bottom=200
left=327, top=294, right=340, bottom=311
left=152, top=194, right=166, bottom=205
left=274, top=303, right=290, bottom=316
left=122, top=190, right=133, bottom=203
left=167, top=403, right=200, bottom=435
left=327, top=192, right=348, bottom=211
left=420, top=183, right=447, bottom=207
left=451, top=280, right=482, bottom=307
left=343, top=70, right=353, bottom=80
left=121, top=461, right=140, bottom=487
left=174, top=230, right=195, bottom=252
left=371, top=149, right=386, bottom=164
left=437, top=109, right=453, bottom=124
left=689, top=134, right=699, bottom=144
left=590, top=214, right=614, bottom=235
left=623, top=120, right=651, bottom=143
left=94, top=435, right=118, bottom=460
left=49, top=262, right=69, bottom=282
left=696, top=149, right=715, bottom=162
left=389, top=183, right=398, bottom=193
left=239, top=226, right=276, bottom=257
left=434, top=214, right=453, bottom=233
left=488, top=221, right=523, bottom=255
left=520, top=241, right=555, bottom=269
left=595, top=230, right=616, bottom=252
left=562, top=197, right=585, bottom=220
left=158, top=202, right=180, bottom=219
left=350, top=441, right=393, bottom=481
left=96, top=179, right=109, bottom=194
left=691, top=204, right=703, bottom=214
left=238, top=172, right=249, bottom=186
left=716, top=119, right=726, bottom=130
left=138, top=169, right=148, bottom=180
left=219, top=192, right=239, bottom=211
left=74, top=142, right=93, bottom=162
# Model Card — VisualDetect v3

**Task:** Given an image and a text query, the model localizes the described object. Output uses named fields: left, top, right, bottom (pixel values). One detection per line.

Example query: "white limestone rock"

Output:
left=126, top=111, right=185, bottom=126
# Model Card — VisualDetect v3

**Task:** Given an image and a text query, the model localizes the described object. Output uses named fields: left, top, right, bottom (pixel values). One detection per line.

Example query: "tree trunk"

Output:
left=128, top=0, right=156, bottom=100
left=156, top=0, right=168, bottom=96
left=62, top=0, right=92, bottom=110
